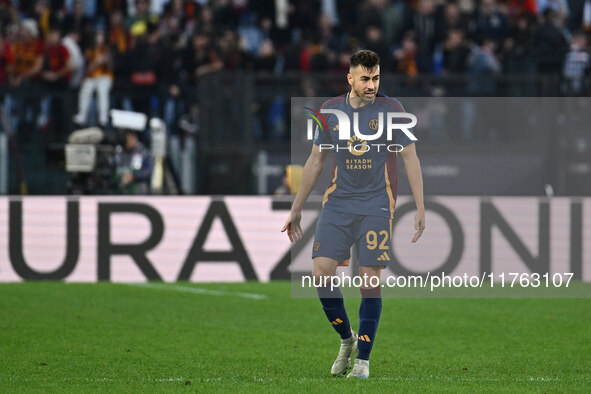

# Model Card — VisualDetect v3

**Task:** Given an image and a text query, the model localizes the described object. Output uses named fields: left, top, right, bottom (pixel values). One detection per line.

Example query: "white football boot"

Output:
left=331, top=331, right=358, bottom=376
left=347, top=359, right=370, bottom=379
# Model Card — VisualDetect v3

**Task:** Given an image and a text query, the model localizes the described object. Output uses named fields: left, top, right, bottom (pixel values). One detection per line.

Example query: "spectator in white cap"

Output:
left=9, top=19, right=43, bottom=87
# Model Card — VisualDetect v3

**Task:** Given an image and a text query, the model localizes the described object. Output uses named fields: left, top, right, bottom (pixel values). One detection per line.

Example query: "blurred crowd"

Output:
left=0, top=0, right=589, bottom=137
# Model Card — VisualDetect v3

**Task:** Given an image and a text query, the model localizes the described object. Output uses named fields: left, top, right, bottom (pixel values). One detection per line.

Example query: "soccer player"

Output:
left=281, top=49, right=425, bottom=378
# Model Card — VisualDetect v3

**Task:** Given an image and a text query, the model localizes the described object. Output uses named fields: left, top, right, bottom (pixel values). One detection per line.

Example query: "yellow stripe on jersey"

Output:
left=384, top=164, right=395, bottom=219
left=322, top=167, right=338, bottom=207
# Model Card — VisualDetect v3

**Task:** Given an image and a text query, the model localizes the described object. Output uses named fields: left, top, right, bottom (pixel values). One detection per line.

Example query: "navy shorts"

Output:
left=312, top=205, right=393, bottom=267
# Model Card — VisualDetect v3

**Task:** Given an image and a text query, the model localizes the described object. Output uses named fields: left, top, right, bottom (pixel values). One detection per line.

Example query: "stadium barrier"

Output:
left=0, top=196, right=589, bottom=283
left=5, top=74, right=591, bottom=196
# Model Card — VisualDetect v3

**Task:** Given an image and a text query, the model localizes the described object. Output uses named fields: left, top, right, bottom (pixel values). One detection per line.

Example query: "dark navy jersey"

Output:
left=313, top=93, right=416, bottom=218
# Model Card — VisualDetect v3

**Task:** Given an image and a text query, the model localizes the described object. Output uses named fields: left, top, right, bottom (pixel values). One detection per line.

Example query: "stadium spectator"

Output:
left=237, top=11, right=267, bottom=57
left=306, top=39, right=331, bottom=72
left=566, top=0, right=589, bottom=31
left=0, top=1, right=19, bottom=29
left=127, top=0, right=167, bottom=18
left=504, top=0, right=537, bottom=18
left=357, top=0, right=387, bottom=39
left=34, top=0, right=59, bottom=39
left=289, top=0, right=321, bottom=33
left=196, top=6, right=216, bottom=36
left=467, top=38, right=501, bottom=79
left=38, top=25, right=70, bottom=130
left=317, top=12, right=341, bottom=56
left=127, top=0, right=159, bottom=33
left=124, top=23, right=160, bottom=114
left=107, top=9, right=129, bottom=79
left=443, top=29, right=470, bottom=74
left=381, top=0, right=408, bottom=47
left=9, top=19, right=43, bottom=87
left=61, top=0, right=94, bottom=50
left=61, top=28, right=84, bottom=88
left=533, top=8, right=569, bottom=74
left=156, top=32, right=186, bottom=134
left=217, top=29, right=247, bottom=71
left=469, top=0, right=509, bottom=44
left=502, top=13, right=536, bottom=73
left=183, top=31, right=223, bottom=85
left=108, top=9, right=128, bottom=54
left=393, top=32, right=419, bottom=76
left=364, top=25, right=391, bottom=70
left=40, top=26, right=71, bottom=86
left=536, top=0, right=570, bottom=19
left=97, top=0, right=128, bottom=18
left=6, top=19, right=43, bottom=135
left=434, top=1, right=469, bottom=44
left=0, top=32, right=15, bottom=85
left=158, top=0, right=189, bottom=38
left=562, top=30, right=590, bottom=94
left=253, top=38, right=277, bottom=72
left=410, top=0, right=438, bottom=73
left=73, top=30, right=113, bottom=126
left=65, top=0, right=98, bottom=18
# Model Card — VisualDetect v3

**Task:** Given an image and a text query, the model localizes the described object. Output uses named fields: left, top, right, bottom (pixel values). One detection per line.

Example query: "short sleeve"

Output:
left=313, top=123, right=332, bottom=145
left=393, top=121, right=417, bottom=147
left=388, top=98, right=417, bottom=147
left=313, top=102, right=337, bottom=146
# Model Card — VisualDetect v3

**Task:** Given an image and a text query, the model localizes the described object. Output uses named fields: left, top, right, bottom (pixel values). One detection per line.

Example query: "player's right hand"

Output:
left=281, top=211, right=303, bottom=243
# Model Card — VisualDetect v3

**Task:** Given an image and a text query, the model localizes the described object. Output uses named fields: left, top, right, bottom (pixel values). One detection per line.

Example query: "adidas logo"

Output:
left=331, top=318, right=343, bottom=325
left=358, top=335, right=371, bottom=342
left=377, top=252, right=390, bottom=262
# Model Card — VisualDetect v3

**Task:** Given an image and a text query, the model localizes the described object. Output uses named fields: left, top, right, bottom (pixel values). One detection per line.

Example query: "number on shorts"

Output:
left=366, top=230, right=389, bottom=250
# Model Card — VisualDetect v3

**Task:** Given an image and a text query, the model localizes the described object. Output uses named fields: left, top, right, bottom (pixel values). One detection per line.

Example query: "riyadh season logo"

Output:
left=305, top=107, right=418, bottom=154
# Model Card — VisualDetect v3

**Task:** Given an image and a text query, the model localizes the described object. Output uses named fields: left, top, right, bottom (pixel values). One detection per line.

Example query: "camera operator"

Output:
left=113, top=129, right=153, bottom=194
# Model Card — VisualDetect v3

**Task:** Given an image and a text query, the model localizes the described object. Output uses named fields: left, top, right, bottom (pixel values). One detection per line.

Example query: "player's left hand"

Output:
left=412, top=209, right=425, bottom=243
left=280, top=210, right=303, bottom=243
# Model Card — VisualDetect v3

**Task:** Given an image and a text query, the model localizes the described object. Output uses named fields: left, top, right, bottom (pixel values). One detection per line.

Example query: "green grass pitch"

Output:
left=1, top=281, right=590, bottom=392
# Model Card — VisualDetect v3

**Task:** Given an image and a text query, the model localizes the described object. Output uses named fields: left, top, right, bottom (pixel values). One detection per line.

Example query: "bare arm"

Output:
left=400, top=143, right=426, bottom=243
left=50, top=54, right=73, bottom=79
left=281, top=144, right=329, bottom=242
left=21, top=55, right=43, bottom=80
left=87, top=53, right=109, bottom=74
left=195, top=60, right=223, bottom=77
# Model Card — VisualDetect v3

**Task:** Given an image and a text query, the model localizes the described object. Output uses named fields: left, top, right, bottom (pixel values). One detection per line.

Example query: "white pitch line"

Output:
left=126, top=282, right=268, bottom=300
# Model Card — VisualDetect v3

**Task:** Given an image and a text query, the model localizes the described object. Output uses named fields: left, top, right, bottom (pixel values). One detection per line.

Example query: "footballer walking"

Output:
left=282, top=49, right=425, bottom=378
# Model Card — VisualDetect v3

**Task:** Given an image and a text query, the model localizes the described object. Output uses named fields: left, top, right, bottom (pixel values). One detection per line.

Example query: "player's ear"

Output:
left=347, top=72, right=352, bottom=86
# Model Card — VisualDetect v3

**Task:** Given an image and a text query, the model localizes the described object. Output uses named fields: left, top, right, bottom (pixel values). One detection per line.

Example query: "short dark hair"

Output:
left=349, top=50, right=380, bottom=70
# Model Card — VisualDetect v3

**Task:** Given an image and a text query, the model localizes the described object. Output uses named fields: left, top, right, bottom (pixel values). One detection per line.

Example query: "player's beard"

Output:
left=351, top=83, right=376, bottom=105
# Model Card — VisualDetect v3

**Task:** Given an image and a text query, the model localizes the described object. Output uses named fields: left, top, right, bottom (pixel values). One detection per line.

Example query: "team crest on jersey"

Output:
left=368, top=118, right=380, bottom=130
left=313, top=241, right=320, bottom=251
